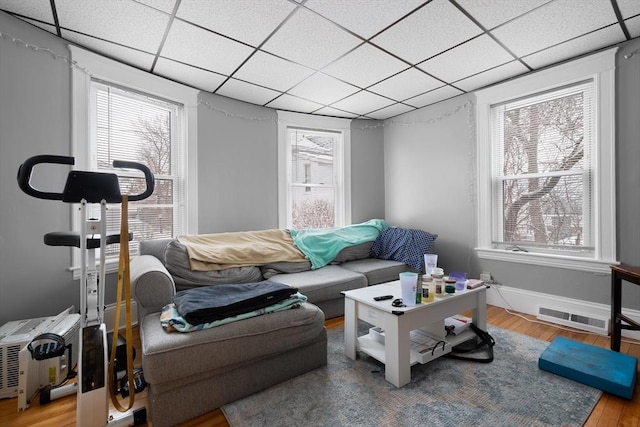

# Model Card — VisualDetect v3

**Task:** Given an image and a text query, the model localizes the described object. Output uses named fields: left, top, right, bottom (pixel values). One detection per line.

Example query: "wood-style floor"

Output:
left=1, top=305, right=639, bottom=426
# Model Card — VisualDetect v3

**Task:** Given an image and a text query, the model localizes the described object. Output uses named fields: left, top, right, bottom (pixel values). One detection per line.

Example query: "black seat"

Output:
left=44, top=231, right=132, bottom=249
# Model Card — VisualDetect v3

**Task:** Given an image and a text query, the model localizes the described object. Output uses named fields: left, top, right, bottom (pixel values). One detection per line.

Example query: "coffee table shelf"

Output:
left=357, top=325, right=476, bottom=365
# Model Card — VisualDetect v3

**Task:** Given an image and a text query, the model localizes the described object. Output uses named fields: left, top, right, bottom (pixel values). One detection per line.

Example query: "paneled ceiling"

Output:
left=2, top=0, right=639, bottom=119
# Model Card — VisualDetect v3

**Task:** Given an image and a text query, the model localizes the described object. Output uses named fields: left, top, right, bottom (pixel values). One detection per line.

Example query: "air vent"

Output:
left=538, top=305, right=609, bottom=335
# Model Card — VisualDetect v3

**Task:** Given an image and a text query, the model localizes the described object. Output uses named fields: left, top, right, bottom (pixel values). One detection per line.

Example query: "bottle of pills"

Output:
left=422, top=276, right=435, bottom=302
left=432, top=268, right=445, bottom=297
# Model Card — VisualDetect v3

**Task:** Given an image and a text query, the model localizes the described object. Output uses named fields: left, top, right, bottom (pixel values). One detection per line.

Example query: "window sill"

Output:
left=475, top=248, right=617, bottom=274
left=70, top=258, right=120, bottom=280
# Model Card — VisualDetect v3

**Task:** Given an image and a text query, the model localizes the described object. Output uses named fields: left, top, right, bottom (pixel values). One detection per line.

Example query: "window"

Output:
left=70, top=46, right=198, bottom=276
left=476, top=48, right=616, bottom=273
left=277, top=111, right=351, bottom=229
left=89, top=80, right=184, bottom=258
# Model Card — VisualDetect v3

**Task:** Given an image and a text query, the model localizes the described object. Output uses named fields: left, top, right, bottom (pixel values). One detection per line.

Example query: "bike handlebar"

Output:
left=17, top=155, right=155, bottom=202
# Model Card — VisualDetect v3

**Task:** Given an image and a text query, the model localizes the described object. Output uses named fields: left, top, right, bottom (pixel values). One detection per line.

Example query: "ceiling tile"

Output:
left=617, top=0, right=640, bottom=18
left=261, top=6, right=361, bottom=69
left=233, top=51, right=314, bottom=92
left=304, top=0, right=425, bottom=39
left=133, top=0, right=177, bottom=14
left=454, top=61, right=529, bottom=92
left=491, top=0, right=618, bottom=57
left=404, top=85, right=463, bottom=109
left=0, top=0, right=54, bottom=24
left=366, top=103, right=416, bottom=120
left=288, top=73, right=359, bottom=105
left=161, top=19, right=254, bottom=76
left=371, top=0, right=482, bottom=64
left=175, top=0, right=296, bottom=46
left=63, top=32, right=156, bottom=70
left=18, top=18, right=58, bottom=35
left=329, top=90, right=395, bottom=115
left=312, top=106, right=359, bottom=118
left=56, top=0, right=169, bottom=53
left=418, top=34, right=514, bottom=83
left=322, top=43, right=409, bottom=88
left=627, top=15, right=640, bottom=38
left=266, top=94, right=323, bottom=113
left=368, top=68, right=441, bottom=101
left=216, top=78, right=281, bottom=106
left=455, top=0, right=550, bottom=30
left=522, top=25, right=625, bottom=70
left=154, top=58, right=227, bottom=92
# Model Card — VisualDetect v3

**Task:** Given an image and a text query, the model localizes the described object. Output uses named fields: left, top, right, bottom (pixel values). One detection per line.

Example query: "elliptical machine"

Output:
left=17, top=155, right=153, bottom=426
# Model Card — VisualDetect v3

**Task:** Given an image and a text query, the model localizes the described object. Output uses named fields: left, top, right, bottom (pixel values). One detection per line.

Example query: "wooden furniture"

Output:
left=343, top=280, right=487, bottom=387
left=611, top=263, right=640, bottom=351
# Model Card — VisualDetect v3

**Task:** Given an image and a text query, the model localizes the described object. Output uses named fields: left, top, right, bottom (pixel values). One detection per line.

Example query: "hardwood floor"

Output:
left=1, top=305, right=639, bottom=426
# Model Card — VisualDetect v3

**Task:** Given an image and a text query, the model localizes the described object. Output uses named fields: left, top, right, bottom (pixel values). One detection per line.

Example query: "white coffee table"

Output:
left=343, top=280, right=487, bottom=387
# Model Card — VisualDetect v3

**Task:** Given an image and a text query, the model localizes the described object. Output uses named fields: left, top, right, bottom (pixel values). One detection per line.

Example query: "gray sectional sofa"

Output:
left=132, top=237, right=413, bottom=321
left=129, top=235, right=414, bottom=426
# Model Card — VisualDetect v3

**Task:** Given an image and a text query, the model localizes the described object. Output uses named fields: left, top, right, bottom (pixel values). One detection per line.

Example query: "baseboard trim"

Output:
left=103, top=300, right=138, bottom=333
left=486, top=284, right=640, bottom=341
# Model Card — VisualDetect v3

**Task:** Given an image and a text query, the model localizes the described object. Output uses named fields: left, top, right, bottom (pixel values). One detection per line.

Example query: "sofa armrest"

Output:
left=130, top=255, right=176, bottom=323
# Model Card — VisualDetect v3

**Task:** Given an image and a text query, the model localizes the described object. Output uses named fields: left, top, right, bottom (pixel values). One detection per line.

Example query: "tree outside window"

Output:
left=495, top=82, right=591, bottom=252
left=92, top=81, right=184, bottom=257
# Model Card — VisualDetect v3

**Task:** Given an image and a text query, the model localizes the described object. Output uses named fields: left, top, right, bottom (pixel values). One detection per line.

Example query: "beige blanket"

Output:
left=178, top=229, right=307, bottom=271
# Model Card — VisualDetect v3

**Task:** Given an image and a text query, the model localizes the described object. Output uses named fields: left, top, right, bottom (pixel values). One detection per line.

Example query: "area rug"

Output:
left=222, top=324, right=602, bottom=426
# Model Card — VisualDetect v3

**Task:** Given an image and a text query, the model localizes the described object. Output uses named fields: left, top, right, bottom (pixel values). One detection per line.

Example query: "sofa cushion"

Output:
left=164, top=239, right=262, bottom=287
left=340, top=258, right=413, bottom=286
left=141, top=302, right=325, bottom=385
left=269, top=265, right=366, bottom=303
left=330, top=241, right=374, bottom=264
left=260, top=260, right=312, bottom=279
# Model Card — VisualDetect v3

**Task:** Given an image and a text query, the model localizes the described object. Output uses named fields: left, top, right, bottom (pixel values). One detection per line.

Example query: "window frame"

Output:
left=475, top=48, right=616, bottom=273
left=276, top=110, right=352, bottom=229
left=70, top=45, right=199, bottom=277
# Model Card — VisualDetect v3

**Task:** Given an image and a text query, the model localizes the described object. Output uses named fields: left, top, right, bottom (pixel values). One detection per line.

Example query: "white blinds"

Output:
left=490, top=79, right=594, bottom=253
left=91, top=80, right=185, bottom=256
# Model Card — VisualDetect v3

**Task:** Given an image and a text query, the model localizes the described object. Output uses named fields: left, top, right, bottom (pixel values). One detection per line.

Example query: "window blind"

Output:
left=490, top=79, right=594, bottom=253
left=91, top=80, right=185, bottom=257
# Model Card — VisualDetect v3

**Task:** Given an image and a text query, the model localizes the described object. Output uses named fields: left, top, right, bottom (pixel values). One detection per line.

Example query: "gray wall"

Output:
left=383, top=97, right=478, bottom=275
left=384, top=39, right=640, bottom=307
left=195, top=94, right=386, bottom=233
left=0, top=13, right=78, bottom=325
left=0, top=12, right=386, bottom=325
left=351, top=119, right=386, bottom=223
left=196, top=92, right=280, bottom=233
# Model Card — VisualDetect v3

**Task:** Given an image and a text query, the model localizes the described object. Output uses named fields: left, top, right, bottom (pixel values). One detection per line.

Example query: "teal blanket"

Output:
left=290, top=219, right=388, bottom=269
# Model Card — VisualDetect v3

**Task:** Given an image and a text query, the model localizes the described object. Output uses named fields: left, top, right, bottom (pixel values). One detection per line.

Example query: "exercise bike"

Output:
left=17, top=155, right=153, bottom=426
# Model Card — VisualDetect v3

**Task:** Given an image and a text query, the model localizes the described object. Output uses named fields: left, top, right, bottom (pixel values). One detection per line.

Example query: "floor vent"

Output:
left=537, top=306, right=609, bottom=335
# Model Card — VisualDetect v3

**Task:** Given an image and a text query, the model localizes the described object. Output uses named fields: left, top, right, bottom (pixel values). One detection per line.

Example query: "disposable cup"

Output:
left=399, top=272, right=418, bottom=307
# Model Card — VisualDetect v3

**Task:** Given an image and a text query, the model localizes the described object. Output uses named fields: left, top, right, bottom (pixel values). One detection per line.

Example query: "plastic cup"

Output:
left=450, top=272, right=467, bottom=291
left=424, top=254, right=438, bottom=276
left=399, top=272, right=418, bottom=307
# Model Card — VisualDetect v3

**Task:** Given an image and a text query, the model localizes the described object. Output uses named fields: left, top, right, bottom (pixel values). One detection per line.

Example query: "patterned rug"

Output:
left=222, top=324, right=602, bottom=426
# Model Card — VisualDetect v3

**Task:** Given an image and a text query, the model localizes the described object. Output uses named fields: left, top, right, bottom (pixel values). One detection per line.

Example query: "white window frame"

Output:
left=277, top=110, right=352, bottom=229
left=70, top=45, right=199, bottom=277
left=475, top=48, right=616, bottom=273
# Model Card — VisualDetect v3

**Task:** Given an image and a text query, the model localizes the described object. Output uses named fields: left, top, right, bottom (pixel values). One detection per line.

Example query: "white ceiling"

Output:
left=2, top=0, right=639, bottom=120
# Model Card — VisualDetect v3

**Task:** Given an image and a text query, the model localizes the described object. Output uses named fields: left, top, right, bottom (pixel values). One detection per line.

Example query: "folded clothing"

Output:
left=173, top=281, right=298, bottom=325
left=161, top=292, right=308, bottom=333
